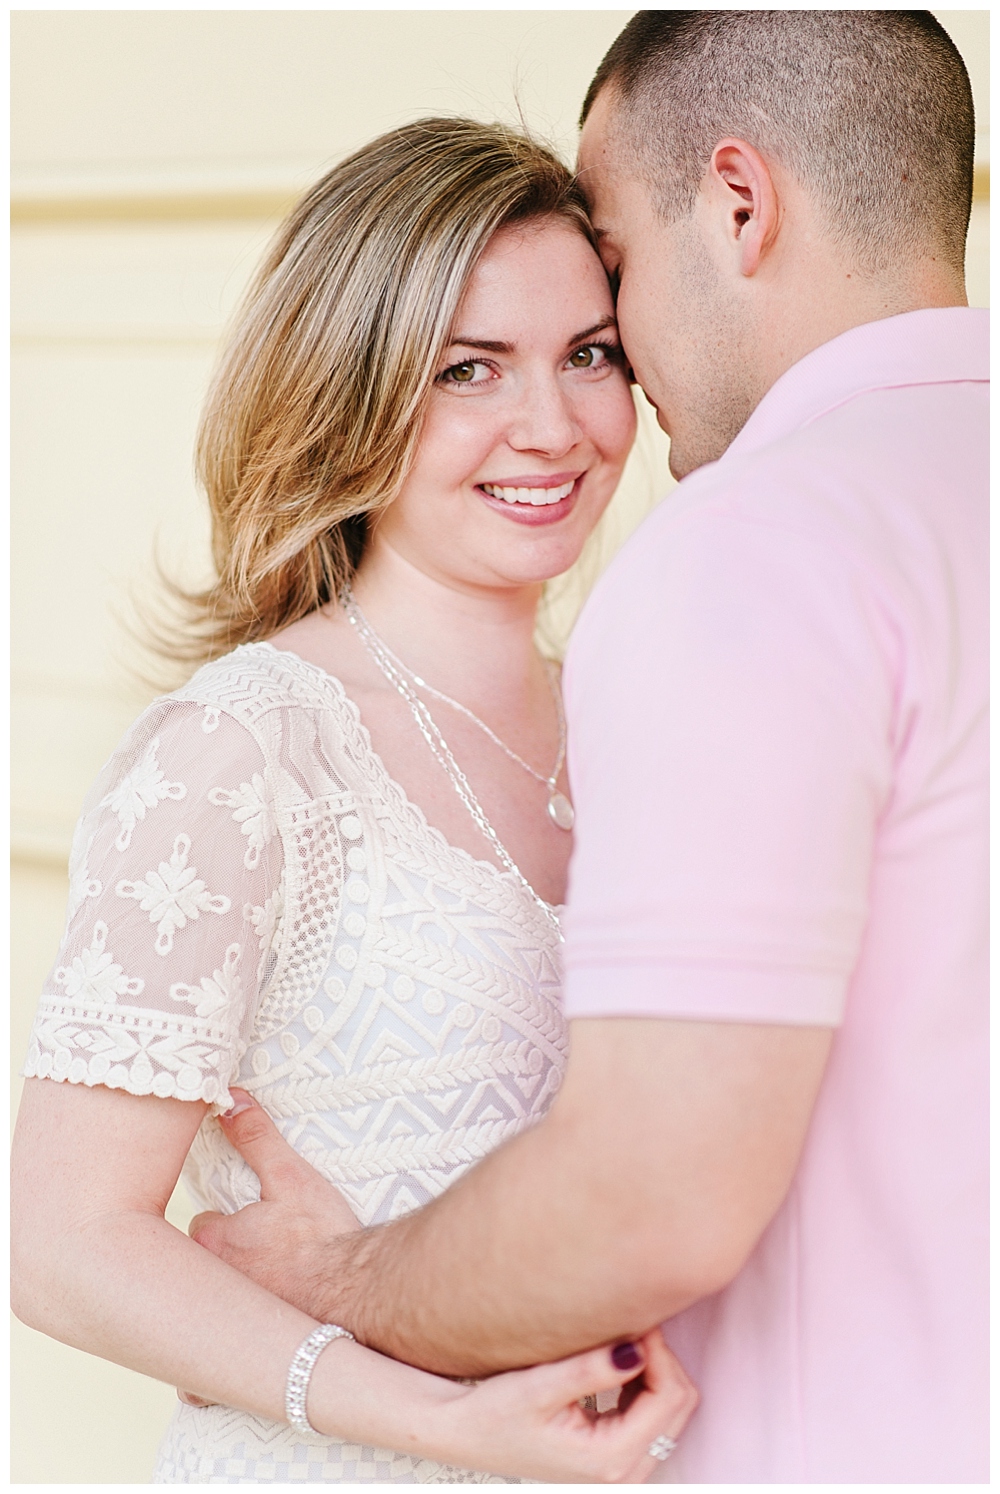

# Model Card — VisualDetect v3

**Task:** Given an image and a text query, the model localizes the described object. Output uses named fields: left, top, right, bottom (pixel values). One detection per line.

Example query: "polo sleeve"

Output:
left=23, top=699, right=286, bottom=1111
left=561, top=500, right=896, bottom=1026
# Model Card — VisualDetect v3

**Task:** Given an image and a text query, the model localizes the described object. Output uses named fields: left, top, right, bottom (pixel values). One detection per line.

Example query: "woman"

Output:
left=11, top=118, right=696, bottom=1483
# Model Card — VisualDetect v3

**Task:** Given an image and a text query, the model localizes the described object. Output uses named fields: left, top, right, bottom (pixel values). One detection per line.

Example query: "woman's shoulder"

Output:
left=86, top=643, right=362, bottom=827
left=169, top=640, right=348, bottom=724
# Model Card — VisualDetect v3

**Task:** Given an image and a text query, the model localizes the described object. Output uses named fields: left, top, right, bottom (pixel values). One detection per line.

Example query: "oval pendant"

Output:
left=547, top=790, right=575, bottom=831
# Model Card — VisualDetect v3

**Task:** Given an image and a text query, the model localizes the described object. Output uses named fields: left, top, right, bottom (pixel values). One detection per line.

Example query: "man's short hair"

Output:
left=582, top=10, right=974, bottom=273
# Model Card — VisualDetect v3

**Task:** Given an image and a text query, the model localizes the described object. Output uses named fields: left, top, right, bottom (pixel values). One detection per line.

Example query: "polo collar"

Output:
left=723, top=306, right=988, bottom=462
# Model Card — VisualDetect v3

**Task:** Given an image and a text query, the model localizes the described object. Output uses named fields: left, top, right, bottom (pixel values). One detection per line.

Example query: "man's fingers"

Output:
left=218, top=1091, right=318, bottom=1200
left=177, top=1388, right=217, bottom=1407
left=188, top=1209, right=226, bottom=1246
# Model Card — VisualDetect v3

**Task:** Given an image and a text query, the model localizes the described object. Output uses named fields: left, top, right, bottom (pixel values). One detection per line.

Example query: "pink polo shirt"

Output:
left=562, top=308, right=988, bottom=1482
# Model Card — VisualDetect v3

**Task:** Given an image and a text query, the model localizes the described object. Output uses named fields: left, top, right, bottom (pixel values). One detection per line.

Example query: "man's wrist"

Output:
left=305, top=1226, right=380, bottom=1340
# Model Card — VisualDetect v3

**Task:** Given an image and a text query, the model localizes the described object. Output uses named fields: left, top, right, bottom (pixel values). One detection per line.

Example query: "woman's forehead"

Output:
left=453, top=221, right=612, bottom=336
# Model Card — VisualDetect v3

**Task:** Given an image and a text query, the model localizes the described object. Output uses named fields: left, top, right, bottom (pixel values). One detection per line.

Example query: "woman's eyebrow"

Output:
left=446, top=315, right=618, bottom=358
left=566, top=315, right=618, bottom=347
left=447, top=337, right=513, bottom=354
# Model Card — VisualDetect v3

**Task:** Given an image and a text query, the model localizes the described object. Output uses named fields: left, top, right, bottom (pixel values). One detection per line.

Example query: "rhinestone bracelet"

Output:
left=285, top=1323, right=355, bottom=1436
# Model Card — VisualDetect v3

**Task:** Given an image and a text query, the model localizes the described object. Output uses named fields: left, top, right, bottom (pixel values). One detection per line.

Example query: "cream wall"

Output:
left=10, top=10, right=989, bottom=1483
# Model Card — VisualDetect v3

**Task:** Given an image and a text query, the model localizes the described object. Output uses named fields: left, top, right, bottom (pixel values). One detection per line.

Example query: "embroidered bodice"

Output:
left=24, top=642, right=566, bottom=1482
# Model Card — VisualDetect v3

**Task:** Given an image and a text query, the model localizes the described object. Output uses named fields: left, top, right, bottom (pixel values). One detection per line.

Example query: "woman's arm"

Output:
left=11, top=1078, right=696, bottom=1482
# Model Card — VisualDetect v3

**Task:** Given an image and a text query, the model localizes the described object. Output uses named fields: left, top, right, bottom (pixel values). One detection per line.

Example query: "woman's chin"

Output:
left=477, top=506, right=607, bottom=584
left=493, top=546, right=590, bottom=588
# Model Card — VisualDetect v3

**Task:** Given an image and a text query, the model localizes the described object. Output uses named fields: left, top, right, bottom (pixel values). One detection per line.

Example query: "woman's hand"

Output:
left=183, top=1090, right=699, bottom=1475
left=425, top=1327, right=697, bottom=1484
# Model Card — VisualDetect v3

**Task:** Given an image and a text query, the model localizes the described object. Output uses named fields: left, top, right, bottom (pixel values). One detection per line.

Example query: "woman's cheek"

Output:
left=435, top=400, right=506, bottom=467
left=592, top=380, right=638, bottom=466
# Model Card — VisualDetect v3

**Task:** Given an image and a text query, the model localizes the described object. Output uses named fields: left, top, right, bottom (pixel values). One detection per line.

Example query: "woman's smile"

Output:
left=10, top=109, right=706, bottom=1494
left=477, top=472, right=582, bottom=524
left=372, top=217, right=637, bottom=589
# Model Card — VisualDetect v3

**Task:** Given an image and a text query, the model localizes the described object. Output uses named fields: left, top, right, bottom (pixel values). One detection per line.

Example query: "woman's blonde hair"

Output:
left=174, top=117, right=595, bottom=664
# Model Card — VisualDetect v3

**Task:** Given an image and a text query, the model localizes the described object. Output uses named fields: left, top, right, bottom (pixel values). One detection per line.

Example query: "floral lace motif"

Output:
left=66, top=832, right=103, bottom=925
left=208, top=774, right=277, bottom=869
left=25, top=643, right=565, bottom=1483
left=116, top=832, right=232, bottom=956
left=170, top=943, right=243, bottom=1021
left=54, top=920, right=144, bottom=1003
left=99, top=734, right=186, bottom=850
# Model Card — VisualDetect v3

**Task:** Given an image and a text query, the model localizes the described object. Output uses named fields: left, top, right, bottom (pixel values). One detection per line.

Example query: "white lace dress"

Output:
left=23, top=643, right=567, bottom=1483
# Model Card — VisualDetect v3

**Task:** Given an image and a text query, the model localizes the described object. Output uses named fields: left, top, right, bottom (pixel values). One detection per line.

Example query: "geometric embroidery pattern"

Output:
left=25, top=642, right=564, bottom=1481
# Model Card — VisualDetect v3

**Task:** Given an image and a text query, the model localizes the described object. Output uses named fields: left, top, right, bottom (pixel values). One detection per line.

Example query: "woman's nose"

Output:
left=507, top=375, right=582, bottom=456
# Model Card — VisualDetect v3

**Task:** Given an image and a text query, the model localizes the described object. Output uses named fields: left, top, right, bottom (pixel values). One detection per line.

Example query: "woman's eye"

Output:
left=439, top=360, right=492, bottom=387
left=567, top=344, right=618, bottom=371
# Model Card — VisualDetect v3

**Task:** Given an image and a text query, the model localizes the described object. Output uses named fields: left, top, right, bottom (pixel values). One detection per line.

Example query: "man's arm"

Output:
left=194, top=490, right=881, bottom=1377
left=194, top=1015, right=830, bottom=1377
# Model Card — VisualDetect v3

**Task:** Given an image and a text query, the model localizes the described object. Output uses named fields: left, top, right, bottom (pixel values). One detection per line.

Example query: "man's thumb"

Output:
left=217, top=1089, right=314, bottom=1198
left=188, top=1209, right=225, bottom=1246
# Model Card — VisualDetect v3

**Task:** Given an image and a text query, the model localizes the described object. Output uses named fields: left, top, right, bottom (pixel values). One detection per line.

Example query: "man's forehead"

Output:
left=576, top=87, right=618, bottom=177
left=578, top=126, right=646, bottom=239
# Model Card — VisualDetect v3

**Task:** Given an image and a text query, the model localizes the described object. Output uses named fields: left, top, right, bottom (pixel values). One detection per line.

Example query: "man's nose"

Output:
left=507, top=374, right=581, bottom=456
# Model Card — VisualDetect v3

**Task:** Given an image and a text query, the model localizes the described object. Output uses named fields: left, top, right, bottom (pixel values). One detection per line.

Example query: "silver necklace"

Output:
left=343, top=593, right=563, bottom=933
left=345, top=590, right=575, bottom=832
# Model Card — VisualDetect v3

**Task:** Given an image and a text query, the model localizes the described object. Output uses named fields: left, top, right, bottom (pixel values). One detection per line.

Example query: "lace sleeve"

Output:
left=23, top=699, right=285, bottom=1112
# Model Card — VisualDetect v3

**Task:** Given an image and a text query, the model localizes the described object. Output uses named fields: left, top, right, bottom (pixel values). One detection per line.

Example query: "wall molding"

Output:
left=11, top=826, right=72, bottom=871
left=12, top=189, right=300, bottom=224
left=12, top=158, right=991, bottom=224
left=10, top=163, right=318, bottom=223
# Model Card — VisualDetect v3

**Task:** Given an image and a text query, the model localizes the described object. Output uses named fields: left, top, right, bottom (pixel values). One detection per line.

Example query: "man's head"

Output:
left=578, top=11, right=974, bottom=477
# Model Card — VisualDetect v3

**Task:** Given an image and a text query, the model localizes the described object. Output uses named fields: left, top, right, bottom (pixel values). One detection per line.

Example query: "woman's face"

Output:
left=369, top=216, right=637, bottom=593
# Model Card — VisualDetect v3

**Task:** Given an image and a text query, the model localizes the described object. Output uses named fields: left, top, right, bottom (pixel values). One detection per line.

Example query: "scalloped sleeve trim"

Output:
left=23, top=993, right=240, bottom=1113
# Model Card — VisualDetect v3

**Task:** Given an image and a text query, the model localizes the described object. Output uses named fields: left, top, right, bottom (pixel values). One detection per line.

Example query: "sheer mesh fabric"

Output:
left=27, top=703, right=282, bottom=1109
left=24, top=643, right=566, bottom=1483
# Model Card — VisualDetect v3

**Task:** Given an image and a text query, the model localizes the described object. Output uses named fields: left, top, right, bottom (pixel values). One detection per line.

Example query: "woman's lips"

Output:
left=476, top=475, right=582, bottom=525
left=481, top=478, right=575, bottom=507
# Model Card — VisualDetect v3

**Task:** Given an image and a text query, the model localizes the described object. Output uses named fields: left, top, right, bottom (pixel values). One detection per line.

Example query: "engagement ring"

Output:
left=648, top=1434, right=678, bottom=1462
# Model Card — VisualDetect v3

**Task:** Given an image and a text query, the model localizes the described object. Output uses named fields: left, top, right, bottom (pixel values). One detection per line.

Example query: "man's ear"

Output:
left=703, top=138, right=780, bottom=278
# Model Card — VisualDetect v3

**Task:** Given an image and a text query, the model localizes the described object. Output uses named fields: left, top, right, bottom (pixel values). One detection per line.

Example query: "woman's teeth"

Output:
left=481, top=480, right=575, bottom=506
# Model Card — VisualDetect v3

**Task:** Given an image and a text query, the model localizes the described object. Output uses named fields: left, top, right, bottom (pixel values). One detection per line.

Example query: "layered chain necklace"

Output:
left=343, top=589, right=572, bottom=928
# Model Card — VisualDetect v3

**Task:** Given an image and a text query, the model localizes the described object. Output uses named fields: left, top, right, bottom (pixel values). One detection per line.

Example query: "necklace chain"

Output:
left=351, top=604, right=567, bottom=793
left=343, top=591, right=563, bottom=933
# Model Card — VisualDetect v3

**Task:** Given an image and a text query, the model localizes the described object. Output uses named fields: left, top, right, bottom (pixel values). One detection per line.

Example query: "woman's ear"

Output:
left=704, top=137, right=780, bottom=278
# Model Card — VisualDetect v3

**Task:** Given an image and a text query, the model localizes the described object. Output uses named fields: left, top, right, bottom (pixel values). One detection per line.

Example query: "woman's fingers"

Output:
left=638, top=1325, right=699, bottom=1428
left=438, top=1333, right=698, bottom=1484
left=543, top=1329, right=698, bottom=1483
left=606, top=1328, right=699, bottom=1481
left=638, top=1324, right=698, bottom=1410
left=530, top=1339, right=648, bottom=1413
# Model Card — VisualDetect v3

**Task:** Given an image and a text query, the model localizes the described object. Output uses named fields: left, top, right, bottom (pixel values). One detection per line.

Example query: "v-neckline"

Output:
left=250, top=640, right=562, bottom=926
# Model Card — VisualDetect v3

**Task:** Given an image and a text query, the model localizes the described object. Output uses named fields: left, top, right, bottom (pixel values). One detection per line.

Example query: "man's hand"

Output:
left=191, top=1021, right=831, bottom=1379
left=189, top=1091, right=362, bottom=1318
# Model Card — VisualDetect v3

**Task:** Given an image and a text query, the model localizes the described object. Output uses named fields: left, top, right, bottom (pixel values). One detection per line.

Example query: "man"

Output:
left=192, top=13, right=987, bottom=1480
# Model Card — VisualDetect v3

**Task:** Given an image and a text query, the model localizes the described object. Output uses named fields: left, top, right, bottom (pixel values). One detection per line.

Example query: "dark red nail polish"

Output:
left=611, top=1341, right=642, bottom=1371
